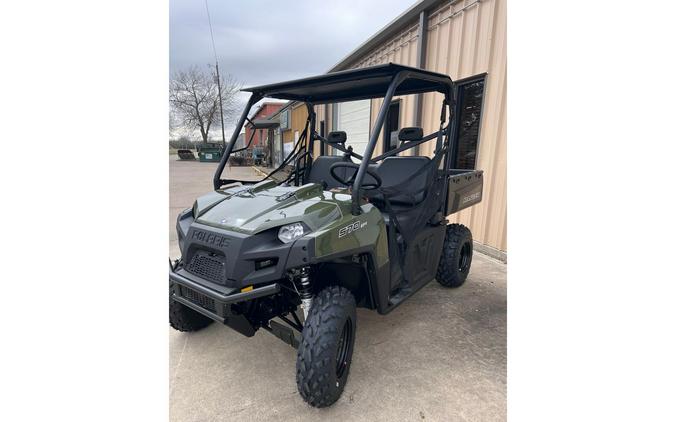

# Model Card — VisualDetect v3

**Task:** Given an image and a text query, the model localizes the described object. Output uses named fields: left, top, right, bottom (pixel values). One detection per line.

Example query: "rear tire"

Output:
left=169, top=297, right=214, bottom=332
left=436, top=223, right=473, bottom=288
left=296, top=286, right=356, bottom=408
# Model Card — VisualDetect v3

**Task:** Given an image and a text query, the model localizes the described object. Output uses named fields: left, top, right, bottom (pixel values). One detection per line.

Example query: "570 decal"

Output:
left=338, top=220, right=368, bottom=238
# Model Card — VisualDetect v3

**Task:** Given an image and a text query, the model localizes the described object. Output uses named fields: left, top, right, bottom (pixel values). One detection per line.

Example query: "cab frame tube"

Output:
left=350, top=72, right=407, bottom=215
left=213, top=93, right=262, bottom=190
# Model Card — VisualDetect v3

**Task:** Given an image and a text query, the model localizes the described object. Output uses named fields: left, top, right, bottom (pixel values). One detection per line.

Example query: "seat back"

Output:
left=370, top=156, right=433, bottom=206
left=307, top=155, right=351, bottom=189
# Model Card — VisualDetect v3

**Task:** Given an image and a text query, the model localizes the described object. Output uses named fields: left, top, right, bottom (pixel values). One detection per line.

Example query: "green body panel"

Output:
left=193, top=181, right=389, bottom=268
left=308, top=202, right=389, bottom=266
left=195, top=181, right=338, bottom=234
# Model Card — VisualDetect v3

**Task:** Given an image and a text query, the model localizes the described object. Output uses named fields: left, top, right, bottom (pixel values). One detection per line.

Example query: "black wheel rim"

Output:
left=335, top=318, right=352, bottom=379
left=458, top=242, right=471, bottom=272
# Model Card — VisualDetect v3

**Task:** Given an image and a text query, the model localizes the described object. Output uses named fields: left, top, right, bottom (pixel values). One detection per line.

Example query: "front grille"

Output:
left=186, top=252, right=226, bottom=284
left=180, top=286, right=216, bottom=312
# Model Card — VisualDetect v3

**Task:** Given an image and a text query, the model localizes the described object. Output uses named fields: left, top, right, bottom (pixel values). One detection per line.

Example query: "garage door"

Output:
left=334, top=99, right=371, bottom=159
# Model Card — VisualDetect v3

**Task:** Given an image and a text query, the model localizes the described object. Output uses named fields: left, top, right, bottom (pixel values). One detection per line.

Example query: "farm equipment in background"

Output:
left=177, top=149, right=196, bottom=160
left=252, top=147, right=266, bottom=166
left=197, top=142, right=224, bottom=162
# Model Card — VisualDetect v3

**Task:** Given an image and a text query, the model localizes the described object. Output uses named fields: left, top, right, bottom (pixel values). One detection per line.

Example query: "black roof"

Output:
left=241, top=63, right=453, bottom=104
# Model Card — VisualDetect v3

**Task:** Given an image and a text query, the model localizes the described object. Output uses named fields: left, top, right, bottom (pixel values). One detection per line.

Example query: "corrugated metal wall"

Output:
left=318, top=21, right=420, bottom=157
left=319, top=0, right=506, bottom=252
left=422, top=0, right=506, bottom=252
left=351, top=20, right=420, bottom=156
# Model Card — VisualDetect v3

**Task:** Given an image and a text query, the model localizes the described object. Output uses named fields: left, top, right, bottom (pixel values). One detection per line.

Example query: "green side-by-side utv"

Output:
left=169, top=63, right=484, bottom=407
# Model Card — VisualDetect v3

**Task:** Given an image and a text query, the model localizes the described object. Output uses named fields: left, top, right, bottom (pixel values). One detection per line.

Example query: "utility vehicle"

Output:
left=169, top=64, right=484, bottom=407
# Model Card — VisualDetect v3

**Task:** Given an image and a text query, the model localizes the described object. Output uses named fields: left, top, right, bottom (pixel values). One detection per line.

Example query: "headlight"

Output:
left=278, top=223, right=305, bottom=243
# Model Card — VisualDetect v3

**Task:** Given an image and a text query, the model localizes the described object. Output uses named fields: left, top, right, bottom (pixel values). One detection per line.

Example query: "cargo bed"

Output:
left=445, top=169, right=483, bottom=214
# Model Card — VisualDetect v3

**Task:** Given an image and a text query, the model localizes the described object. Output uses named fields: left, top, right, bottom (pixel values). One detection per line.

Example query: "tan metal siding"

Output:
left=421, top=0, right=506, bottom=252
left=319, top=0, right=506, bottom=252
left=345, top=21, right=420, bottom=156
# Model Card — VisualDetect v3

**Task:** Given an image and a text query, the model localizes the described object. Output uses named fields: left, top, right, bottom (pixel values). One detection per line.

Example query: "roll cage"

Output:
left=213, top=63, right=457, bottom=216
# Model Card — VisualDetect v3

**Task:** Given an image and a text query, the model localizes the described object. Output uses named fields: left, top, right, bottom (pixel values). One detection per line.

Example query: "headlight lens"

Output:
left=278, top=223, right=304, bottom=243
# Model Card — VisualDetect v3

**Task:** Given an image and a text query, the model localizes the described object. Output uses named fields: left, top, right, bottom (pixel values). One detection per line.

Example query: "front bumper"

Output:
left=177, top=221, right=313, bottom=289
left=170, top=266, right=280, bottom=336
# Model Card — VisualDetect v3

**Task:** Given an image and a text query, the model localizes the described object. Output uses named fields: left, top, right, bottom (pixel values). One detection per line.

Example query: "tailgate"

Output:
left=445, top=170, right=484, bottom=214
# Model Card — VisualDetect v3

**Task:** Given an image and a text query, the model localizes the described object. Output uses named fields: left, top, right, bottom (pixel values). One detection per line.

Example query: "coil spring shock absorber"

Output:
left=295, top=267, right=313, bottom=319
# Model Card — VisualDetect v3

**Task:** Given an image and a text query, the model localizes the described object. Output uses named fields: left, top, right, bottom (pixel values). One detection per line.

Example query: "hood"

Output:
left=193, top=181, right=345, bottom=234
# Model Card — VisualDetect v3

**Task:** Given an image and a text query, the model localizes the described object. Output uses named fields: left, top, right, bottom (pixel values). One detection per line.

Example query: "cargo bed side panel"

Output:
left=446, top=170, right=484, bottom=215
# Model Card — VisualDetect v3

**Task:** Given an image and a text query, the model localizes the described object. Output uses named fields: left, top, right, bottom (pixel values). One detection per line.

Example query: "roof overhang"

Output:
left=328, top=0, right=442, bottom=72
left=241, top=63, right=452, bottom=104
left=251, top=119, right=279, bottom=129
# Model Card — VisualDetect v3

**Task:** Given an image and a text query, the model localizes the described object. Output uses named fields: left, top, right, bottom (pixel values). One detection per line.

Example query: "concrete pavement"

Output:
left=169, top=157, right=507, bottom=421
left=169, top=157, right=259, bottom=259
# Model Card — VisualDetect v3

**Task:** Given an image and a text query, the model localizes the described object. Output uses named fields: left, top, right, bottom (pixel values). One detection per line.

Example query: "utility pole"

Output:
left=214, top=62, right=226, bottom=146
left=205, top=0, right=226, bottom=151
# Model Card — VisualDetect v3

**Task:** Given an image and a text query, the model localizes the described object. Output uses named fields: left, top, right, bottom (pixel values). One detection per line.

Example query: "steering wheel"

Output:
left=329, top=162, right=382, bottom=190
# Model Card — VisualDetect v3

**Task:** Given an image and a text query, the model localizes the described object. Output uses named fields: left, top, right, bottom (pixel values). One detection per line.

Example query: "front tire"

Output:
left=436, top=223, right=473, bottom=288
left=296, top=286, right=356, bottom=408
left=169, top=297, right=214, bottom=332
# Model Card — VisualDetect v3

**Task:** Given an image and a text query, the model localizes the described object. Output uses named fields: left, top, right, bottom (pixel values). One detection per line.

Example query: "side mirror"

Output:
left=398, top=127, right=423, bottom=142
left=326, top=131, right=347, bottom=144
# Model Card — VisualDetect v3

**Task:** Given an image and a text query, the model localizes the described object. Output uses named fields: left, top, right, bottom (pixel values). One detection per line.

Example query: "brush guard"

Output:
left=170, top=266, right=280, bottom=337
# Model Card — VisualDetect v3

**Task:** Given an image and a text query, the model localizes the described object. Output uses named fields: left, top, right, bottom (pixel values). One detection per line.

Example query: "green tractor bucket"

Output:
left=177, top=149, right=196, bottom=160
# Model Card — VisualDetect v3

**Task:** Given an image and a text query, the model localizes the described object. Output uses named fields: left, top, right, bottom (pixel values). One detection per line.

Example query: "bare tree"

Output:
left=169, top=65, right=241, bottom=144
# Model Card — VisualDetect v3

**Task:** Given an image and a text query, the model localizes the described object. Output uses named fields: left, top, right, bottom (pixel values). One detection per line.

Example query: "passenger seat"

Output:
left=368, top=156, right=433, bottom=207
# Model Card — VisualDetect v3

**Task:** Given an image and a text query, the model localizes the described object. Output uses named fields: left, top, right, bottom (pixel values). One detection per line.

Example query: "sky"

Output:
left=170, top=0, right=418, bottom=85
left=170, top=0, right=418, bottom=138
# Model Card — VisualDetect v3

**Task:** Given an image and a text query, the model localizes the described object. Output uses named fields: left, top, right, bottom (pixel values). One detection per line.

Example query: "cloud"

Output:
left=170, top=0, right=418, bottom=139
left=170, top=0, right=418, bottom=85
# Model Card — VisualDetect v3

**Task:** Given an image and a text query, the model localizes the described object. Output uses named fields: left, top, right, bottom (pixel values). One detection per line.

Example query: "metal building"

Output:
left=316, top=0, right=506, bottom=259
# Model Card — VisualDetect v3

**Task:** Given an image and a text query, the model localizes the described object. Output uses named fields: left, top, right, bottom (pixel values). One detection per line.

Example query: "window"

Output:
left=452, top=75, right=486, bottom=169
left=383, top=100, right=400, bottom=152
left=279, top=109, right=290, bottom=130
